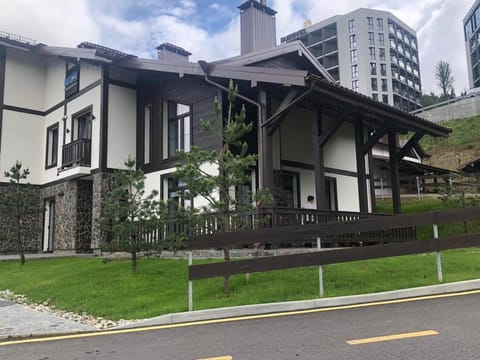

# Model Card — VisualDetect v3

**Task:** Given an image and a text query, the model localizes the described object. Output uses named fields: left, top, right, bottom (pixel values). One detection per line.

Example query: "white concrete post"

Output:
left=416, top=176, right=421, bottom=199
left=433, top=224, right=443, bottom=283
left=188, top=251, right=193, bottom=311
left=380, top=178, right=384, bottom=200
left=317, top=237, right=324, bottom=297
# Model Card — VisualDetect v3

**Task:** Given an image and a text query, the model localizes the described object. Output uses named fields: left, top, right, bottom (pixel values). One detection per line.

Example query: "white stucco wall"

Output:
left=79, top=63, right=101, bottom=91
left=107, top=84, right=136, bottom=170
left=44, top=58, right=67, bottom=110
left=65, top=86, right=101, bottom=170
left=334, top=174, right=360, bottom=211
left=0, top=111, right=43, bottom=184
left=41, top=107, right=65, bottom=184
left=4, top=48, right=45, bottom=111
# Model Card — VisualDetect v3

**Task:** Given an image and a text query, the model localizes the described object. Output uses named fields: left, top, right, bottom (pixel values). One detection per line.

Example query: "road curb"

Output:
left=118, top=279, right=480, bottom=329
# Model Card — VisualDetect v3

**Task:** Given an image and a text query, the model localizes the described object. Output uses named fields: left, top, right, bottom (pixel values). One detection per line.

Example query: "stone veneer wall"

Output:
left=0, top=185, right=42, bottom=253
left=91, top=172, right=112, bottom=250
left=40, top=181, right=79, bottom=250
left=76, top=180, right=93, bottom=252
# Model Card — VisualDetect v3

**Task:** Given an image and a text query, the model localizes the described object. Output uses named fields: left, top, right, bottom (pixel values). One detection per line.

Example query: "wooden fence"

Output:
left=187, top=207, right=480, bottom=281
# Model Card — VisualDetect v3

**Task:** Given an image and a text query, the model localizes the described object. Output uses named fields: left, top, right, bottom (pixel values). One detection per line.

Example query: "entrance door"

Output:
left=43, top=199, right=55, bottom=252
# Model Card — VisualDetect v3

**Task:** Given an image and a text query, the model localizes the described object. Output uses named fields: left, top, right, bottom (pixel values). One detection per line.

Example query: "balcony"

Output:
left=62, top=138, right=91, bottom=168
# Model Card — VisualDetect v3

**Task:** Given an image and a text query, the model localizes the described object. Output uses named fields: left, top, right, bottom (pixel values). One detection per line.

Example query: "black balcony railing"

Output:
left=62, top=138, right=91, bottom=168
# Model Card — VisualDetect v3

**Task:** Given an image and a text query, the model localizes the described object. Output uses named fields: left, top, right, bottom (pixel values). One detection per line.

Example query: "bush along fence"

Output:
left=185, top=207, right=480, bottom=310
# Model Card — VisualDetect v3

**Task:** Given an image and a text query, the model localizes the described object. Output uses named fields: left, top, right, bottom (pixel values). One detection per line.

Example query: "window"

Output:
left=348, top=19, right=355, bottom=33
left=377, top=18, right=384, bottom=31
left=382, top=94, right=389, bottom=104
left=381, top=79, right=388, bottom=92
left=352, top=80, right=359, bottom=92
left=367, top=17, right=374, bottom=30
left=380, top=63, right=387, bottom=76
left=372, top=93, right=378, bottom=101
left=162, top=175, right=191, bottom=211
left=349, top=34, right=357, bottom=48
left=378, top=33, right=385, bottom=46
left=350, top=49, right=358, bottom=62
left=72, top=109, right=92, bottom=142
left=45, top=123, right=59, bottom=168
left=166, top=101, right=191, bottom=158
left=368, top=32, right=375, bottom=45
left=370, top=62, right=377, bottom=75
left=369, top=47, right=376, bottom=60
left=144, top=104, right=152, bottom=165
left=371, top=78, right=378, bottom=91
left=351, top=64, right=358, bottom=78
left=379, top=48, right=386, bottom=61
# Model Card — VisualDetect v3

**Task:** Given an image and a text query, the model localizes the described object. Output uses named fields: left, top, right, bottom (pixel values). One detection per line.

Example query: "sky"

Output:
left=0, top=0, right=474, bottom=95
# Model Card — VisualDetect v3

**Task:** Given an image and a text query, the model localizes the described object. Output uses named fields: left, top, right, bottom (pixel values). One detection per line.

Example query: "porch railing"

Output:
left=109, top=207, right=416, bottom=250
left=62, top=139, right=91, bottom=168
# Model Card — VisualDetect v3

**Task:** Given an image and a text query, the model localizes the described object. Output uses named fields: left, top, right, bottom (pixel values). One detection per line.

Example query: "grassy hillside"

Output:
left=420, top=115, right=480, bottom=171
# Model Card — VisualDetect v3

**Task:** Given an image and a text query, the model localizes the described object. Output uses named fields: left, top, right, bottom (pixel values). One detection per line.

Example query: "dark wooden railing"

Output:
left=62, top=139, right=91, bottom=168
left=121, top=207, right=415, bottom=250
left=188, top=207, right=480, bottom=280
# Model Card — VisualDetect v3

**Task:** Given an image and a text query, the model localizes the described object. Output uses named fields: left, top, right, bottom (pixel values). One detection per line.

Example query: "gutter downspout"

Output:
left=197, top=60, right=267, bottom=188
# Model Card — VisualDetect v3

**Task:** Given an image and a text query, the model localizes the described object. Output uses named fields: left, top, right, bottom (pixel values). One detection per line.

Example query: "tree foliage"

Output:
left=435, top=60, right=455, bottom=100
left=97, top=157, right=165, bottom=274
left=0, top=161, right=43, bottom=265
left=174, top=79, right=272, bottom=294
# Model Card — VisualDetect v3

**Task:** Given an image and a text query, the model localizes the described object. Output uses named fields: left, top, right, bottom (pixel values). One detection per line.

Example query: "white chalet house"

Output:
left=0, top=1, right=450, bottom=253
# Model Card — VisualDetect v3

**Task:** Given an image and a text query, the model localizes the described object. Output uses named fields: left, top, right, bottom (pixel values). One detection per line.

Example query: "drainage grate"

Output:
left=0, top=299, right=15, bottom=307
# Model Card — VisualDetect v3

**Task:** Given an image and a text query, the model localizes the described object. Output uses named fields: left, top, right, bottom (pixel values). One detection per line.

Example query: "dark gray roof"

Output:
left=214, top=41, right=335, bottom=82
left=120, top=57, right=307, bottom=86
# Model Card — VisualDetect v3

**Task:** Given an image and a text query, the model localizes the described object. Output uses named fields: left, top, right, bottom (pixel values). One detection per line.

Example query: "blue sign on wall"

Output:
left=65, top=65, right=79, bottom=98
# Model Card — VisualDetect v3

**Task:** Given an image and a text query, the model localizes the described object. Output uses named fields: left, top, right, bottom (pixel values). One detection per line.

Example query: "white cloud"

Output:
left=0, top=0, right=474, bottom=95
left=0, top=0, right=100, bottom=47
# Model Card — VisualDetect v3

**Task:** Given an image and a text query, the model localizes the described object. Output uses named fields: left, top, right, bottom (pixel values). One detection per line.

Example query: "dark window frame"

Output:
left=45, top=122, right=59, bottom=169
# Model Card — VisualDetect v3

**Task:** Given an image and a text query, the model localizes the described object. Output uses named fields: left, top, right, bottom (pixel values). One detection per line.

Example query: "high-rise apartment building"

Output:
left=464, top=0, right=480, bottom=89
left=281, top=8, right=422, bottom=111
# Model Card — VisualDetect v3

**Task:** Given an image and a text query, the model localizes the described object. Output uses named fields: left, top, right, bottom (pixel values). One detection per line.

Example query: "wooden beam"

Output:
left=355, top=116, right=369, bottom=212
left=362, top=126, right=387, bottom=155
left=189, top=233, right=480, bottom=280
left=262, top=88, right=312, bottom=132
left=312, top=106, right=328, bottom=209
left=258, top=90, right=273, bottom=190
left=388, top=131, right=401, bottom=214
left=396, top=132, right=425, bottom=162
left=318, top=112, right=349, bottom=146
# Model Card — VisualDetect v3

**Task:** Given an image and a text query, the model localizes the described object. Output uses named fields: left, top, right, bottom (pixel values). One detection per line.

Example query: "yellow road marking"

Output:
left=197, top=356, right=232, bottom=360
left=346, top=330, right=439, bottom=345
left=1, top=289, right=479, bottom=347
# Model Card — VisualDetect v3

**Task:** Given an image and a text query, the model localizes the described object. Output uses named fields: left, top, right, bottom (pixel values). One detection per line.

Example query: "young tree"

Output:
left=0, top=161, right=42, bottom=265
left=97, top=157, right=164, bottom=274
left=435, top=60, right=455, bottom=100
left=174, top=80, right=270, bottom=294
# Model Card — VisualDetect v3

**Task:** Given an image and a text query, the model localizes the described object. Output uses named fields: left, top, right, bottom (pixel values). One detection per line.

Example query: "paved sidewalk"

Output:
left=0, top=299, right=95, bottom=340
left=1, top=279, right=479, bottom=341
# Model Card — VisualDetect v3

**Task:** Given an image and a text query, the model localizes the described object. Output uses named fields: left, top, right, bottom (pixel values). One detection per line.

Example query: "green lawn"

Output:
left=1, top=247, right=480, bottom=320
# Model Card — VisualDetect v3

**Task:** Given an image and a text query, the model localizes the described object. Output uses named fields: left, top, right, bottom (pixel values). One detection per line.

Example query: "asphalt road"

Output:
left=1, top=292, right=479, bottom=360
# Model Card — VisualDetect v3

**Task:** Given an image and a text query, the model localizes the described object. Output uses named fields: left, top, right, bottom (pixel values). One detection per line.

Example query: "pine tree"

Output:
left=174, top=80, right=271, bottom=294
left=0, top=161, right=42, bottom=265
left=97, top=157, right=164, bottom=274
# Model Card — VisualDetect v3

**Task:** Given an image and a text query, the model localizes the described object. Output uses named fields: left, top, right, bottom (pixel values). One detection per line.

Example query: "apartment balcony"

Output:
left=62, top=138, right=92, bottom=168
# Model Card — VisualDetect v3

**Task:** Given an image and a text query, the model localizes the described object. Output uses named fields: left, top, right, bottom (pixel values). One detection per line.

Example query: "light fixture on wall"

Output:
left=58, top=191, right=64, bottom=197
left=62, top=115, right=68, bottom=121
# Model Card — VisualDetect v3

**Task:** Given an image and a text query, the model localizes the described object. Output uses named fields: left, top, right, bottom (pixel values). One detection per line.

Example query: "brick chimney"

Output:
left=238, top=0, right=277, bottom=55
left=156, top=43, right=191, bottom=64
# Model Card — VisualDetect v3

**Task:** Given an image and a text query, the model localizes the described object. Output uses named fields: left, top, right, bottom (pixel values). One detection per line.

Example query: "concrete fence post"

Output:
left=188, top=251, right=193, bottom=311
left=317, top=237, right=324, bottom=297
left=433, top=224, right=443, bottom=283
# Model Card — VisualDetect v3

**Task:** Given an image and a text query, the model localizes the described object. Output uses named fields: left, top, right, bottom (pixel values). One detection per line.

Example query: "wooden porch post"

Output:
left=355, top=116, right=369, bottom=213
left=259, top=90, right=273, bottom=190
left=312, top=106, right=328, bottom=209
left=388, top=131, right=401, bottom=214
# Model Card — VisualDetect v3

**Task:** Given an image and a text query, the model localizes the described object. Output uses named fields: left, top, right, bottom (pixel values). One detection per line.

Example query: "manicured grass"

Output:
left=1, top=248, right=480, bottom=320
